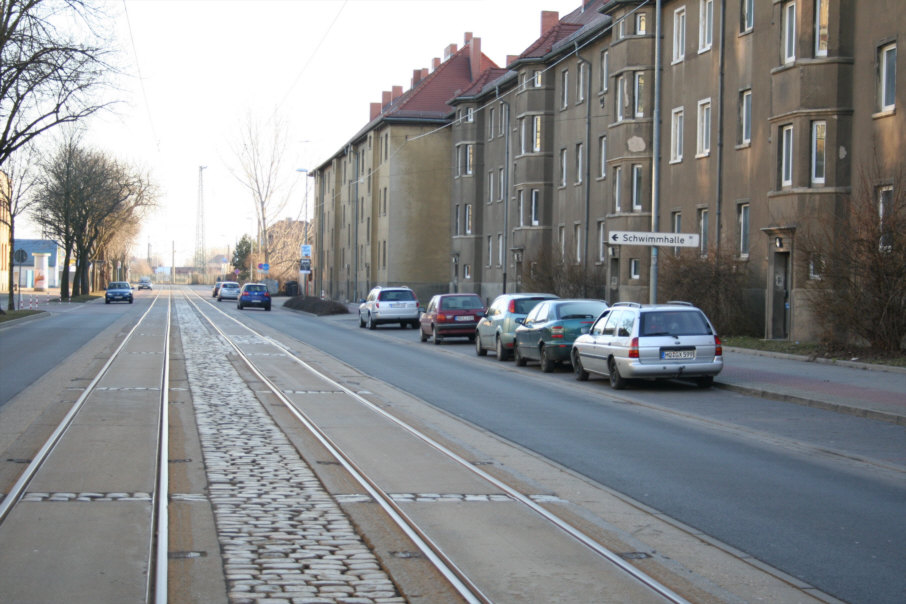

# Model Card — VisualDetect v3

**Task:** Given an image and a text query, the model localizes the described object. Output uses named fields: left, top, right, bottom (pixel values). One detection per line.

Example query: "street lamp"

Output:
left=296, top=168, right=311, bottom=295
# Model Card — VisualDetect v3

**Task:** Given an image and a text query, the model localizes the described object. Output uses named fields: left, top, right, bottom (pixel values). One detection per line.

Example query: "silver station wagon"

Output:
left=571, top=302, right=723, bottom=389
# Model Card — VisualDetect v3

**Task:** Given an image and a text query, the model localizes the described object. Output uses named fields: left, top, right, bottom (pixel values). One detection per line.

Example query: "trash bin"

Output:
left=285, top=281, right=299, bottom=296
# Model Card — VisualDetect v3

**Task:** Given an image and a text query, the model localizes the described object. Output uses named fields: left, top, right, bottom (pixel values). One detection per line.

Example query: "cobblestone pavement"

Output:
left=178, top=301, right=406, bottom=604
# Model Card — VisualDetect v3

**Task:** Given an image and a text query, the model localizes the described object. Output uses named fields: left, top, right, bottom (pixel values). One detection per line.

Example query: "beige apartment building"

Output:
left=449, top=0, right=902, bottom=342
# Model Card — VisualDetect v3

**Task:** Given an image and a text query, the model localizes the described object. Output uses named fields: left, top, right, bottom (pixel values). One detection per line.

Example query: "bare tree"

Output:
left=266, top=217, right=306, bottom=285
left=0, top=143, right=40, bottom=311
left=231, top=113, right=297, bottom=267
left=0, top=0, right=114, bottom=169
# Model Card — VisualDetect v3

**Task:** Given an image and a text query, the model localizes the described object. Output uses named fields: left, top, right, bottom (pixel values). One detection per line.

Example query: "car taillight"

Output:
left=629, top=337, right=639, bottom=358
left=508, top=299, right=516, bottom=313
left=264, top=291, right=270, bottom=298
left=551, top=326, right=564, bottom=339
left=714, top=335, right=722, bottom=356
left=437, top=313, right=447, bottom=322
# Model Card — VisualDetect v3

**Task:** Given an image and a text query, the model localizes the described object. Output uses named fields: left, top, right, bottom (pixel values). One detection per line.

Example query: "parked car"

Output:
left=105, top=281, right=133, bottom=304
left=237, top=283, right=271, bottom=310
left=217, top=281, right=240, bottom=301
left=571, top=301, right=723, bottom=389
left=359, top=286, right=420, bottom=329
left=419, top=293, right=485, bottom=344
left=137, top=277, right=152, bottom=290
left=475, top=293, right=559, bottom=361
left=514, top=299, right=608, bottom=372
left=212, top=281, right=223, bottom=297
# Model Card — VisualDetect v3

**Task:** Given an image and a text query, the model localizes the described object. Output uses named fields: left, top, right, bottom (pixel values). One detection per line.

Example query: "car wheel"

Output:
left=496, top=336, right=509, bottom=361
left=540, top=346, right=555, bottom=373
left=475, top=333, right=487, bottom=356
left=359, top=313, right=366, bottom=328
left=217, top=297, right=222, bottom=302
left=696, top=376, right=714, bottom=388
left=420, top=328, right=428, bottom=342
left=433, top=326, right=442, bottom=345
left=105, top=299, right=110, bottom=304
left=514, top=344, right=527, bottom=367
left=265, top=305, right=271, bottom=311
left=608, top=358, right=627, bottom=390
left=410, top=320, right=420, bottom=329
left=368, top=314, right=376, bottom=330
left=237, top=303, right=243, bottom=310
left=573, top=352, right=589, bottom=381
left=129, top=299, right=133, bottom=304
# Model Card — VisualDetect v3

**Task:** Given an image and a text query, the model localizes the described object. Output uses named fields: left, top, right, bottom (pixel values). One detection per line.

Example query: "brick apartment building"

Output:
left=315, top=0, right=902, bottom=342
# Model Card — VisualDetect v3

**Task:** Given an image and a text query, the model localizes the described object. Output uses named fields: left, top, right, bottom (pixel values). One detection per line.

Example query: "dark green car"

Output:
left=513, top=299, right=608, bottom=372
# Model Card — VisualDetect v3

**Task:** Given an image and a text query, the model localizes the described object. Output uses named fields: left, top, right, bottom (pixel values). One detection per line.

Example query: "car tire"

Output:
left=265, top=305, right=271, bottom=311
left=514, top=345, right=527, bottom=367
left=573, top=352, right=589, bottom=381
left=129, top=299, right=133, bottom=304
left=105, top=299, right=110, bottom=304
left=696, top=376, right=714, bottom=388
left=433, top=326, right=442, bottom=345
left=496, top=336, right=509, bottom=361
left=217, top=297, right=222, bottom=302
left=368, top=314, right=376, bottom=330
left=420, top=329, right=429, bottom=342
left=608, top=358, right=627, bottom=390
left=410, top=320, right=420, bottom=329
left=475, top=334, right=487, bottom=356
left=540, top=346, right=555, bottom=373
left=359, top=314, right=366, bottom=328
left=237, top=303, right=243, bottom=310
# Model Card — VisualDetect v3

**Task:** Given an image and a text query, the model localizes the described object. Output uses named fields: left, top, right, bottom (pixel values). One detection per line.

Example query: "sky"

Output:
left=22, top=0, right=582, bottom=266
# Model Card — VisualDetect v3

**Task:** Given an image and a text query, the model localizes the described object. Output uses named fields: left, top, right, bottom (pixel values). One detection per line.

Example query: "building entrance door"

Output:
left=772, top=252, right=790, bottom=339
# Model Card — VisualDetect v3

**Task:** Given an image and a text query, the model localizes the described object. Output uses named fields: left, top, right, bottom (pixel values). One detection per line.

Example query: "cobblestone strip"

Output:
left=178, top=301, right=405, bottom=604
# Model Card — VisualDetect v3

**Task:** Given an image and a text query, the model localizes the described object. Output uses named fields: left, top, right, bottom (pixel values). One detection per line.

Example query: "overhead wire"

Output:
left=122, top=0, right=160, bottom=152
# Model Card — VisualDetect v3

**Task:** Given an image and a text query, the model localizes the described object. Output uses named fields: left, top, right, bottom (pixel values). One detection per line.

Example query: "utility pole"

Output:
left=194, top=166, right=207, bottom=282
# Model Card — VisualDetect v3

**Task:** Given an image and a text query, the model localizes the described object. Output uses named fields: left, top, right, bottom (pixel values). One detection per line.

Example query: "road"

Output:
left=2, top=287, right=904, bottom=603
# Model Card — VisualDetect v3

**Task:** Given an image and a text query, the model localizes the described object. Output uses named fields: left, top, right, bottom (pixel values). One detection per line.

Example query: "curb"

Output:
left=723, top=346, right=906, bottom=374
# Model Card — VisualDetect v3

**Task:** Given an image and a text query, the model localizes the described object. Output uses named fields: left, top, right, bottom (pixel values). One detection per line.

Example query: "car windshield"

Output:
left=380, top=290, right=415, bottom=301
left=640, top=310, right=712, bottom=336
left=109, top=282, right=129, bottom=289
left=555, top=301, right=607, bottom=319
left=440, top=296, right=483, bottom=310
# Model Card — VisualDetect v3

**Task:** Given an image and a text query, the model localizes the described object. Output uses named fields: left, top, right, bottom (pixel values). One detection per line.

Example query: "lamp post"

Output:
left=297, top=168, right=311, bottom=295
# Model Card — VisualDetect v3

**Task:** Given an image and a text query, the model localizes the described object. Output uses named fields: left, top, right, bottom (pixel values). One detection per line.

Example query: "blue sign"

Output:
left=258, top=263, right=269, bottom=272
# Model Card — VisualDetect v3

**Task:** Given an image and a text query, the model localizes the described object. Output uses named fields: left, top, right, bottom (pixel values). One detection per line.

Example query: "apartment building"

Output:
left=450, top=0, right=902, bottom=342
left=312, top=35, right=497, bottom=304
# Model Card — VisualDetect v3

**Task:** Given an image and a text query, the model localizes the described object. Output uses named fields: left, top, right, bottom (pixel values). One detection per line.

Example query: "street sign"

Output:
left=609, top=231, right=700, bottom=248
left=301, top=244, right=312, bottom=258
left=299, top=258, right=311, bottom=273
left=13, top=249, right=27, bottom=263
left=258, top=263, right=270, bottom=271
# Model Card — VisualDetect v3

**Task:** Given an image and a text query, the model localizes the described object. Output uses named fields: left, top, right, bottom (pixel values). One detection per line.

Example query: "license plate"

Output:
left=455, top=315, right=474, bottom=321
left=390, top=303, right=404, bottom=308
left=663, top=349, right=694, bottom=360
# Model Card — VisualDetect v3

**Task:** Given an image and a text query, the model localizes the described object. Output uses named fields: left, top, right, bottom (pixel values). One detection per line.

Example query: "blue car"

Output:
left=105, top=281, right=133, bottom=304
left=237, top=283, right=271, bottom=311
left=514, top=299, right=608, bottom=372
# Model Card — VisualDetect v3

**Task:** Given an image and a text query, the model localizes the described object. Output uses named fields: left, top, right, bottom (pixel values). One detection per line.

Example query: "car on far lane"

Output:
left=217, top=281, right=240, bottom=301
left=237, top=283, right=271, bottom=311
left=212, top=281, right=223, bottom=297
left=475, top=293, right=558, bottom=361
left=105, top=281, right=133, bottom=304
left=514, top=299, right=608, bottom=372
left=419, top=293, right=485, bottom=344
left=137, top=277, right=152, bottom=290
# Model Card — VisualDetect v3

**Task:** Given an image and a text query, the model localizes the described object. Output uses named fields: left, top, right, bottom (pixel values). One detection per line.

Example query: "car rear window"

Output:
left=640, top=310, right=712, bottom=336
left=379, top=290, right=415, bottom=301
left=513, top=297, right=548, bottom=314
left=440, top=295, right=483, bottom=310
left=245, top=285, right=266, bottom=292
left=555, top=301, right=607, bottom=319
left=223, top=282, right=239, bottom=288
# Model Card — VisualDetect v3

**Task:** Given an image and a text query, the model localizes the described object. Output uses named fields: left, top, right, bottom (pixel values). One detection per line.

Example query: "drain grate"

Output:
left=618, top=551, right=652, bottom=560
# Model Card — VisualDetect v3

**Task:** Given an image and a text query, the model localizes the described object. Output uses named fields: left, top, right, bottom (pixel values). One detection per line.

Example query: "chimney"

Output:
left=464, top=32, right=473, bottom=45
left=432, top=57, right=441, bottom=71
left=391, top=85, right=403, bottom=101
left=421, top=68, right=429, bottom=81
left=370, top=102, right=381, bottom=120
left=382, top=90, right=391, bottom=106
left=469, top=36, right=482, bottom=81
left=444, top=43, right=458, bottom=60
left=506, top=54, right=519, bottom=67
left=412, top=69, right=421, bottom=87
left=541, top=11, right=559, bottom=36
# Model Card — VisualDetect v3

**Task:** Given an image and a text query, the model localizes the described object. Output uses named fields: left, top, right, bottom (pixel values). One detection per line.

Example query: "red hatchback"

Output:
left=419, top=293, right=486, bottom=345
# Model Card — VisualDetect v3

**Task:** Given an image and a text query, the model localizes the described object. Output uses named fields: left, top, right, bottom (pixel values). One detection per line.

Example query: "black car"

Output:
left=105, top=281, right=133, bottom=304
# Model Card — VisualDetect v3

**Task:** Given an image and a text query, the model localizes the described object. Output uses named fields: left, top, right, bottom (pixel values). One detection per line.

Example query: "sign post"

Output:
left=300, top=244, right=313, bottom=297
left=608, top=231, right=700, bottom=248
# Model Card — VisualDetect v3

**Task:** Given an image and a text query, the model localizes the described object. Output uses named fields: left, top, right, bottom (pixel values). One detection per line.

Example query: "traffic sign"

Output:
left=258, top=263, right=269, bottom=271
left=301, top=244, right=312, bottom=258
left=299, top=258, right=311, bottom=273
left=609, top=231, right=700, bottom=247
left=13, top=249, right=27, bottom=263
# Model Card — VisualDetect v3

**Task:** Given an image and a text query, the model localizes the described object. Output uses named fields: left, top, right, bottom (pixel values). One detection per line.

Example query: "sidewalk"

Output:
left=719, top=348, right=906, bottom=426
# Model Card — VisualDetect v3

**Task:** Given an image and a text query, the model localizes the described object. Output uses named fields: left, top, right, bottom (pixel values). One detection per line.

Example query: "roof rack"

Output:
left=612, top=301, right=642, bottom=308
left=665, top=300, right=694, bottom=306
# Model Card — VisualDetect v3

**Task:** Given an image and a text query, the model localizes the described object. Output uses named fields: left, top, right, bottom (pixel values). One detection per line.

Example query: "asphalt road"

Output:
left=233, top=300, right=905, bottom=604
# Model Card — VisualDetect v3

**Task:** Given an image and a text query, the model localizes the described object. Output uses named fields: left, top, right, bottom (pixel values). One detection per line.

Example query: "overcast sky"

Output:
left=23, top=0, right=582, bottom=265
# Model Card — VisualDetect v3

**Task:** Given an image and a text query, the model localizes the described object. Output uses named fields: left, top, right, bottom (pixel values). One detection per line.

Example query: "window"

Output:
left=600, top=50, right=609, bottom=92
left=808, top=254, right=823, bottom=280
left=673, top=7, right=686, bottom=62
left=577, top=62, right=586, bottom=102
left=637, top=12, right=647, bottom=34
left=488, top=108, right=495, bottom=140
left=561, top=69, right=569, bottom=108
left=533, top=70, right=543, bottom=87
left=738, top=203, right=750, bottom=256
left=598, top=221, right=607, bottom=261
left=498, top=234, right=504, bottom=266
left=741, top=0, right=754, bottom=32
left=617, top=16, right=626, bottom=39
left=879, top=186, right=893, bottom=250
left=518, top=190, right=525, bottom=226
left=533, top=116, right=542, bottom=152
left=783, top=2, right=796, bottom=64
left=487, top=236, right=493, bottom=266
left=672, top=211, right=682, bottom=255
left=488, top=171, right=495, bottom=202
left=781, top=125, right=794, bottom=186
left=697, top=98, right=711, bottom=156
left=560, top=148, right=567, bottom=187
left=499, top=103, right=507, bottom=135
left=815, top=0, right=828, bottom=56
left=382, top=241, right=386, bottom=268
left=576, top=143, right=584, bottom=184
left=454, top=204, right=460, bottom=235
left=616, top=74, right=626, bottom=121
left=630, top=258, right=640, bottom=279
left=519, top=118, right=526, bottom=153
left=575, top=224, right=582, bottom=263
left=671, top=107, right=684, bottom=162
left=466, top=107, right=474, bottom=122
left=465, top=204, right=472, bottom=234
left=559, top=226, right=565, bottom=256
left=699, top=0, right=713, bottom=51
left=740, top=89, right=752, bottom=144
left=632, top=164, right=643, bottom=210
left=599, top=136, right=607, bottom=178
left=531, top=189, right=540, bottom=225
left=634, top=72, right=646, bottom=117
left=698, top=208, right=709, bottom=255
left=464, top=264, right=471, bottom=279
left=811, top=121, right=826, bottom=184
left=880, top=44, right=897, bottom=112
left=498, top=168, right=504, bottom=201
left=465, top=144, right=474, bottom=175
left=614, top=166, right=622, bottom=212
left=455, top=146, right=462, bottom=177
left=382, top=187, right=388, bottom=215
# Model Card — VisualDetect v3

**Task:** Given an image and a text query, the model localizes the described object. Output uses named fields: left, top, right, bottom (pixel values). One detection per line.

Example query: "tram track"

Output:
left=184, top=288, right=690, bottom=603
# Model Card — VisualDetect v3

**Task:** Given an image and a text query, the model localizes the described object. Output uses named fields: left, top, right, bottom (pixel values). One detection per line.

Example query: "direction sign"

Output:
left=300, top=244, right=312, bottom=258
left=609, top=231, right=700, bottom=248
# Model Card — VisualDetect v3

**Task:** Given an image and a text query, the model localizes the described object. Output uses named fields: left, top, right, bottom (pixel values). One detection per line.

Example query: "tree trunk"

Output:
left=5, top=220, right=15, bottom=311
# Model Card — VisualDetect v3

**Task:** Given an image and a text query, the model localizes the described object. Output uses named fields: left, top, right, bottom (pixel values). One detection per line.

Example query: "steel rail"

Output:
left=183, top=291, right=489, bottom=604
left=187, top=289, right=690, bottom=604
left=150, top=289, right=172, bottom=604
